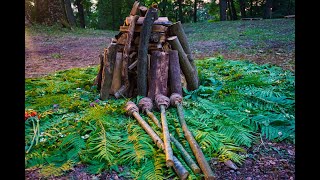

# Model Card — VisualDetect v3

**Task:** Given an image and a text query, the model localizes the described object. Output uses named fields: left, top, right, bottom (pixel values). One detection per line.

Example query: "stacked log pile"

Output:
left=94, top=1, right=199, bottom=100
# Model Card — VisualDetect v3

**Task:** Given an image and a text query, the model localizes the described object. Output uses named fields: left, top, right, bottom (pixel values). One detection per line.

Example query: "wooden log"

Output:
left=125, top=101, right=189, bottom=180
left=168, top=21, right=199, bottom=87
left=93, top=54, right=104, bottom=91
left=100, top=43, right=118, bottom=100
left=136, top=17, right=172, bottom=25
left=130, top=1, right=140, bottom=16
left=170, top=95, right=216, bottom=180
left=139, top=6, right=148, bottom=17
left=120, top=25, right=168, bottom=33
left=168, top=50, right=183, bottom=96
left=117, top=33, right=128, bottom=45
left=147, top=51, right=169, bottom=100
left=115, top=15, right=139, bottom=98
left=110, top=52, right=123, bottom=95
left=137, top=7, right=158, bottom=96
left=167, top=36, right=199, bottom=91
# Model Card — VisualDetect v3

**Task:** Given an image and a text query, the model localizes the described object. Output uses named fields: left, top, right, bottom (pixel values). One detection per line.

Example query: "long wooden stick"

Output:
left=170, top=94, right=216, bottom=180
left=125, top=102, right=189, bottom=180
left=139, top=97, right=201, bottom=174
left=155, top=94, right=174, bottom=167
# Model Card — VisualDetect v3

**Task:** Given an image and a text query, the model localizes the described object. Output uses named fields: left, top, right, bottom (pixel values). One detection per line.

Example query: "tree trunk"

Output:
left=168, top=50, right=182, bottom=96
left=193, top=0, right=198, bottom=22
left=63, top=0, right=76, bottom=26
left=35, top=0, right=67, bottom=25
left=227, top=0, right=232, bottom=20
left=263, top=0, right=273, bottom=19
left=178, top=0, right=184, bottom=23
left=219, top=0, right=227, bottom=21
left=230, top=0, right=238, bottom=20
left=100, top=43, right=118, bottom=100
left=250, top=0, right=253, bottom=17
left=75, top=0, right=85, bottom=28
left=239, top=0, right=246, bottom=18
left=148, top=51, right=169, bottom=100
left=167, top=36, right=199, bottom=91
left=137, top=7, right=158, bottom=97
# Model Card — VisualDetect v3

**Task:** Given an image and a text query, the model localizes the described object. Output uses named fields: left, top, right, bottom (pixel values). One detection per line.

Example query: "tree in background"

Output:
left=219, top=0, right=227, bottom=21
left=75, top=0, right=86, bottom=28
left=238, top=0, right=246, bottom=18
left=64, top=0, right=76, bottom=26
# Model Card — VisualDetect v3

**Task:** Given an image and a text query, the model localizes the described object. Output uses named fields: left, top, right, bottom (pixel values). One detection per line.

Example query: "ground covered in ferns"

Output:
left=25, top=19, right=295, bottom=179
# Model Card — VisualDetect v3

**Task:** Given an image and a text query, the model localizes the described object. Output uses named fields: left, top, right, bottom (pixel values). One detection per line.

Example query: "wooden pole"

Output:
left=137, top=7, right=158, bottom=96
left=155, top=94, right=174, bottom=167
left=167, top=36, right=199, bottom=90
left=100, top=43, right=118, bottom=100
left=125, top=101, right=189, bottom=180
left=168, top=50, right=183, bottom=96
left=138, top=97, right=201, bottom=174
left=170, top=94, right=216, bottom=180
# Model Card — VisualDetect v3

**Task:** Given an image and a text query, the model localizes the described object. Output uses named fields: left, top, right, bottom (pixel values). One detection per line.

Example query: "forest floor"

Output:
left=25, top=18, right=295, bottom=179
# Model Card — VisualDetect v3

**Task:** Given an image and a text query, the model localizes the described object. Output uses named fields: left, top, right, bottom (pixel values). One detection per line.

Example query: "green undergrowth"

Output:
left=25, top=57, right=295, bottom=179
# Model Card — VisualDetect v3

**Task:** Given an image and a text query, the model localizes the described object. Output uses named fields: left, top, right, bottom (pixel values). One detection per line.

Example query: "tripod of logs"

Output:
left=94, top=1, right=215, bottom=179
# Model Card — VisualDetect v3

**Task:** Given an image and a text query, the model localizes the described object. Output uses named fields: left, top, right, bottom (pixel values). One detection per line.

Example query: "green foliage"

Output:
left=25, top=56, right=294, bottom=178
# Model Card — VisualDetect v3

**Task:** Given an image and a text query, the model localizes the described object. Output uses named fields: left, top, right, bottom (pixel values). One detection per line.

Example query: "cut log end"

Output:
left=166, top=160, right=174, bottom=167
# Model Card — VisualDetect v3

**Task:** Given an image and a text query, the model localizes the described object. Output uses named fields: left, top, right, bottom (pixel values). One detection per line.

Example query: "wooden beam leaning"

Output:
left=125, top=101, right=189, bottom=180
left=168, top=21, right=199, bottom=87
left=100, top=43, right=117, bottom=100
left=114, top=15, right=139, bottom=98
left=137, top=7, right=158, bottom=96
left=167, top=36, right=198, bottom=91
left=93, top=54, right=104, bottom=91
left=170, top=93, right=216, bottom=180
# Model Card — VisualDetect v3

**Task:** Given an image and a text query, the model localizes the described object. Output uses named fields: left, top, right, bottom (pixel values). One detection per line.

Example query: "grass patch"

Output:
left=25, top=56, right=294, bottom=179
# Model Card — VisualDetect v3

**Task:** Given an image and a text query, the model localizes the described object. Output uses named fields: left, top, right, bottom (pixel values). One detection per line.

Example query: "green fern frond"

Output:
left=39, top=160, right=74, bottom=177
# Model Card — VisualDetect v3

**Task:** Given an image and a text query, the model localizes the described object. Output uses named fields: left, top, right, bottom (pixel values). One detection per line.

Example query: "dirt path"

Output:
left=25, top=31, right=111, bottom=78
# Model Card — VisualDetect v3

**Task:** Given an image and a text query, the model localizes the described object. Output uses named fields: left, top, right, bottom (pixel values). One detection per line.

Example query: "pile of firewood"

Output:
left=94, top=1, right=199, bottom=100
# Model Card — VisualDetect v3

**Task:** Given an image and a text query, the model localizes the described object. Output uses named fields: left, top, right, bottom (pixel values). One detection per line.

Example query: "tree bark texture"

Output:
left=63, top=0, right=76, bottom=26
left=35, top=0, right=67, bottom=25
left=167, top=36, right=198, bottom=91
left=147, top=51, right=169, bottom=100
left=176, top=103, right=216, bottom=180
left=137, top=7, right=159, bottom=97
left=160, top=105, right=174, bottom=167
left=100, top=43, right=118, bottom=100
left=168, top=50, right=183, bottom=96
